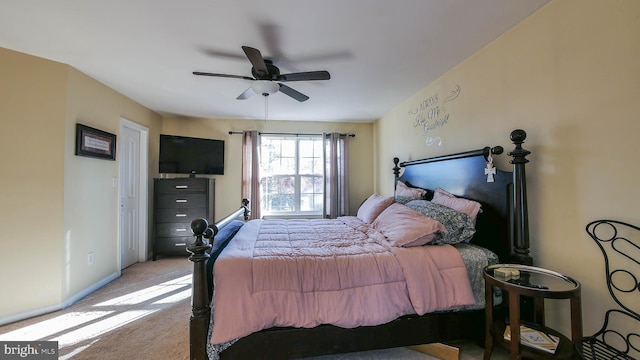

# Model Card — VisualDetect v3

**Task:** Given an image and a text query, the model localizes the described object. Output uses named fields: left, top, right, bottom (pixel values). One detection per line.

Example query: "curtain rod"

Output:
left=228, top=131, right=355, bottom=138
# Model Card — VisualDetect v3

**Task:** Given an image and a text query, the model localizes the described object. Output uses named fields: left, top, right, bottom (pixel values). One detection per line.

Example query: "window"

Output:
left=260, top=135, right=324, bottom=216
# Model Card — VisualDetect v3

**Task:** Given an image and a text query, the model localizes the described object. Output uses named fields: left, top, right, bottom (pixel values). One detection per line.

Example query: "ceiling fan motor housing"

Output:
left=252, top=59, right=280, bottom=80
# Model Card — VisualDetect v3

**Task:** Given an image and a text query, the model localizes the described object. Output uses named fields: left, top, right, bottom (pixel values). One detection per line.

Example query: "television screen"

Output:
left=159, top=134, right=224, bottom=175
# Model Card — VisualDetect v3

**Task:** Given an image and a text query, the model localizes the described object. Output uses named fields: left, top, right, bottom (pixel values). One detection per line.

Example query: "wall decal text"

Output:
left=408, top=85, right=461, bottom=147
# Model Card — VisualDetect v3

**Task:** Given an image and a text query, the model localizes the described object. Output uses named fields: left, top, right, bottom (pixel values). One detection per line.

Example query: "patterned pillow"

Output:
left=405, top=200, right=476, bottom=245
left=431, top=188, right=482, bottom=221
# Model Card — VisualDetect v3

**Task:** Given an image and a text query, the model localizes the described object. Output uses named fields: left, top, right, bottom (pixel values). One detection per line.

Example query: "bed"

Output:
left=186, top=129, right=532, bottom=360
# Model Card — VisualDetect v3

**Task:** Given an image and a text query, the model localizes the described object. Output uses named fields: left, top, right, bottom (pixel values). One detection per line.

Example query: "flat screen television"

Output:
left=159, top=134, right=224, bottom=175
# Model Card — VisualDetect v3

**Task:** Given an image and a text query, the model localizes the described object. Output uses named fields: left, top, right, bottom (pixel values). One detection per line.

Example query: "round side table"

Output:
left=483, top=264, right=582, bottom=360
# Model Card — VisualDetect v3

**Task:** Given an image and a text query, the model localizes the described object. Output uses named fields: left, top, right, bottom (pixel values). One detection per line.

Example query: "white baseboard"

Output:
left=0, top=271, right=120, bottom=327
left=61, top=271, right=120, bottom=309
left=0, top=304, right=63, bottom=328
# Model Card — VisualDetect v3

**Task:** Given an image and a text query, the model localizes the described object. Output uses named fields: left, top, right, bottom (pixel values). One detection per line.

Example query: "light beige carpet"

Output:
left=0, top=257, right=192, bottom=360
left=0, top=258, right=507, bottom=360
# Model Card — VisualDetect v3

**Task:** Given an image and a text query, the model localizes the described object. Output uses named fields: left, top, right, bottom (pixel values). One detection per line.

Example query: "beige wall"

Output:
left=374, top=0, right=640, bottom=336
left=161, top=117, right=373, bottom=217
left=0, top=48, right=67, bottom=317
left=0, top=48, right=163, bottom=322
left=63, top=68, right=162, bottom=300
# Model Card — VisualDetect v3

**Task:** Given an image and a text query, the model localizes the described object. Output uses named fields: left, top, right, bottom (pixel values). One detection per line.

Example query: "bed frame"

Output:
left=187, top=129, right=532, bottom=360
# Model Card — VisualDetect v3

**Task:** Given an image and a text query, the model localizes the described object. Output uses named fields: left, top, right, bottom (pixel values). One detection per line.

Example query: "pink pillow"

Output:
left=357, top=194, right=394, bottom=224
left=396, top=181, right=427, bottom=199
left=372, top=203, right=447, bottom=247
left=431, top=188, right=482, bottom=221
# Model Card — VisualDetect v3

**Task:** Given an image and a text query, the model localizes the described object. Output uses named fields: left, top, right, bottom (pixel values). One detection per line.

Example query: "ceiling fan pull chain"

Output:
left=264, top=95, right=269, bottom=123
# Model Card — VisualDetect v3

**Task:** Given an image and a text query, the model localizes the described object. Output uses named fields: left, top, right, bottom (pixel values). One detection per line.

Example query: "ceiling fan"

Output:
left=193, top=46, right=331, bottom=102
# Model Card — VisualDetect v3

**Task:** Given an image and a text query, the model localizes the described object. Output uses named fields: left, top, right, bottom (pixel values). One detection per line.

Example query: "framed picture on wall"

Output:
left=75, top=123, right=117, bottom=160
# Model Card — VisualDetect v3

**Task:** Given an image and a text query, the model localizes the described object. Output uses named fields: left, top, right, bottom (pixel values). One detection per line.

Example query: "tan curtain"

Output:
left=323, top=133, right=349, bottom=218
left=242, top=130, right=261, bottom=219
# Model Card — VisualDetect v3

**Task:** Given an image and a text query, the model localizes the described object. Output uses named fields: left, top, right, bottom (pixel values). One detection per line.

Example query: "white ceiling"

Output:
left=0, top=0, right=550, bottom=123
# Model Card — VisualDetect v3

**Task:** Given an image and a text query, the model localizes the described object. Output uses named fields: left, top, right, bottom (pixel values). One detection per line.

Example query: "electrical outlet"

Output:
left=88, top=252, right=94, bottom=265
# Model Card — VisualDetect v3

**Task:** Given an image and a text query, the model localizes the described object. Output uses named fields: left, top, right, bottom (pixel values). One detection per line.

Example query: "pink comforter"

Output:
left=210, top=217, right=475, bottom=344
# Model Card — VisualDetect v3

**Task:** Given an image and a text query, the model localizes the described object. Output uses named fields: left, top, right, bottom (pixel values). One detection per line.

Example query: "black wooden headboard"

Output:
left=393, top=129, right=531, bottom=264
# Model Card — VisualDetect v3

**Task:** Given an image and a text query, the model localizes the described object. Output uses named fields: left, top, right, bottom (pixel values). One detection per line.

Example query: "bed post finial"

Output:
left=508, top=129, right=532, bottom=265
left=188, top=218, right=212, bottom=360
left=242, top=198, right=251, bottom=220
left=393, top=157, right=401, bottom=190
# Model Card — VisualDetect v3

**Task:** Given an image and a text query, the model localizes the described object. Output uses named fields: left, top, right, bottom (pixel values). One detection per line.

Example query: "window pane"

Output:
left=300, top=176, right=315, bottom=194
left=299, top=157, right=316, bottom=175
left=299, top=138, right=322, bottom=174
left=313, top=194, right=323, bottom=211
left=262, top=138, right=297, bottom=175
left=275, top=157, right=296, bottom=174
left=313, top=176, right=323, bottom=193
left=300, top=194, right=314, bottom=212
left=279, top=176, right=295, bottom=193
left=281, top=139, right=296, bottom=155
left=261, top=176, right=294, bottom=193
left=261, top=175, right=295, bottom=212
left=268, top=194, right=294, bottom=212
left=299, top=139, right=314, bottom=155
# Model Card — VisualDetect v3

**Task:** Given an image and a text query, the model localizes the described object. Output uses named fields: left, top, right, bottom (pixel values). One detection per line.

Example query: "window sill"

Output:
left=261, top=214, right=323, bottom=220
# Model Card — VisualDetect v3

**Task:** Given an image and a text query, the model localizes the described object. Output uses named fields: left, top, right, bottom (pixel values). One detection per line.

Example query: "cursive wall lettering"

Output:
left=407, top=85, right=461, bottom=146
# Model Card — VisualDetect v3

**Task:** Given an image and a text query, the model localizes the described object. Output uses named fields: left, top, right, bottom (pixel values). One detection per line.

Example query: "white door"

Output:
left=119, top=119, right=149, bottom=270
left=120, top=124, right=140, bottom=269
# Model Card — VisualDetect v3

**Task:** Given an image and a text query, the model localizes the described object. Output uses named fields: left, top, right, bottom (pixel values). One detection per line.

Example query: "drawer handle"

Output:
left=175, top=185, right=189, bottom=189
left=175, top=199, right=188, bottom=203
left=174, top=243, right=186, bottom=247
left=175, top=214, right=187, bottom=217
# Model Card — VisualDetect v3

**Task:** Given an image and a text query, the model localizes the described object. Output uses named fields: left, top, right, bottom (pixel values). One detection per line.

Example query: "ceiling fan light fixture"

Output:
left=251, top=80, right=279, bottom=96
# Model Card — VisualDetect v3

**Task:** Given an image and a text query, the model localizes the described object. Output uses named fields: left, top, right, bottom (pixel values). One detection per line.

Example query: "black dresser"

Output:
left=153, top=177, right=215, bottom=260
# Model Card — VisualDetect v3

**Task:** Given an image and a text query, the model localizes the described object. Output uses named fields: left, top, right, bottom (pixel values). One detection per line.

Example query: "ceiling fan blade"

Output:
left=236, top=87, right=253, bottom=100
left=278, top=83, right=309, bottom=102
left=278, top=70, right=331, bottom=82
left=201, top=48, right=246, bottom=61
left=258, top=22, right=285, bottom=61
left=193, top=71, right=254, bottom=81
left=242, top=46, right=269, bottom=79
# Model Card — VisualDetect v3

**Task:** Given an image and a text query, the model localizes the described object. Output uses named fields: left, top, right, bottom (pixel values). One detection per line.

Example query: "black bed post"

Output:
left=508, top=129, right=533, bottom=265
left=188, top=218, right=212, bottom=360
left=393, top=157, right=401, bottom=191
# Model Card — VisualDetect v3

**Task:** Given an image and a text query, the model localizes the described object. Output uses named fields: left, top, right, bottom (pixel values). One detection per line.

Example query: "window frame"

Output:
left=259, top=135, right=324, bottom=217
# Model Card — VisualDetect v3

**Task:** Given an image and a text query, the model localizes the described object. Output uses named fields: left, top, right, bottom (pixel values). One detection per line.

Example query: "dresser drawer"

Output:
left=155, top=207, right=207, bottom=222
left=156, top=222, right=193, bottom=237
left=154, top=237, right=192, bottom=255
left=155, top=178, right=208, bottom=193
left=156, top=194, right=207, bottom=208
